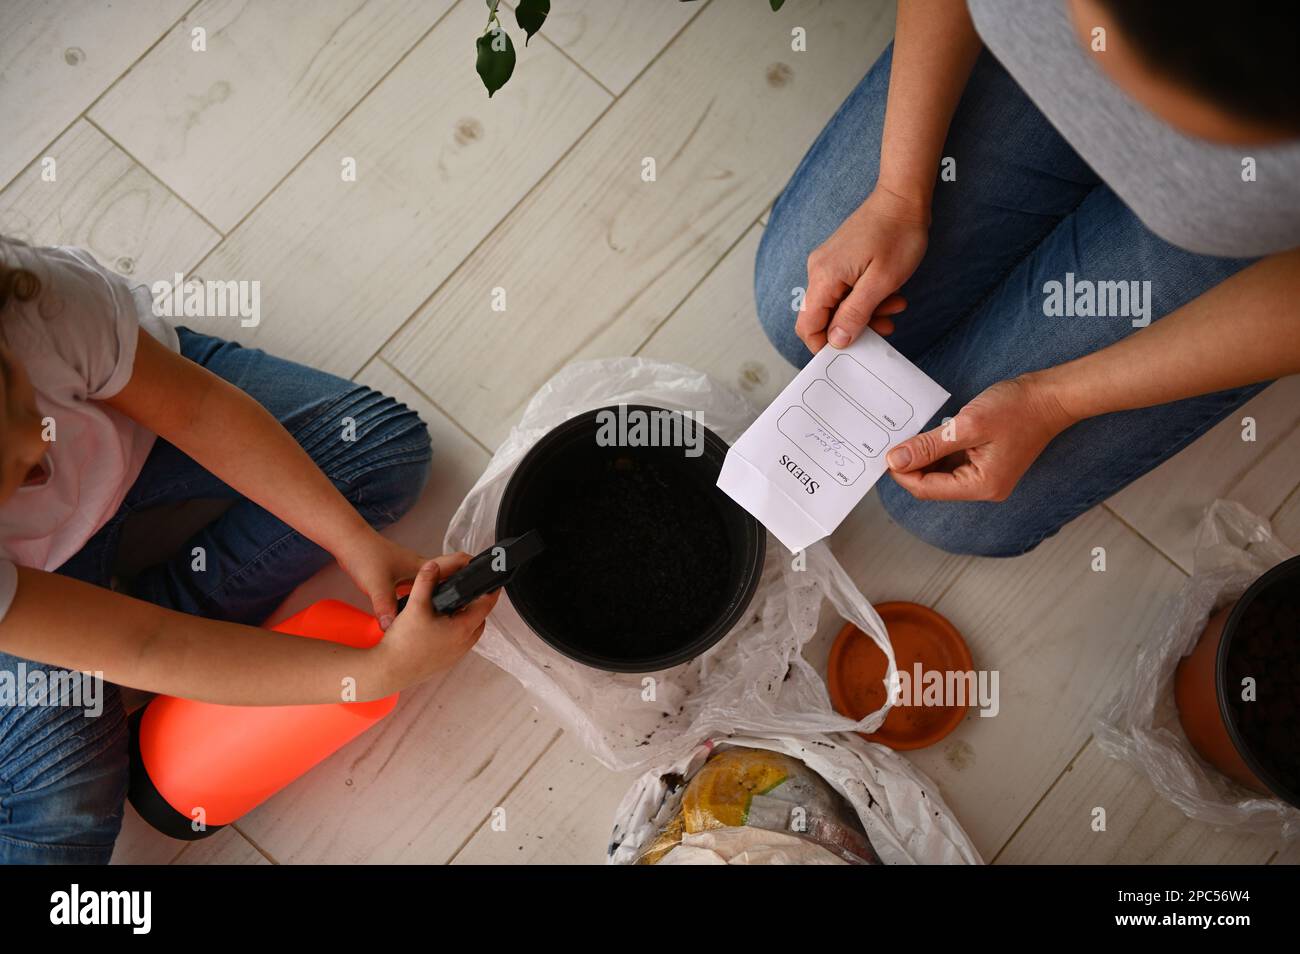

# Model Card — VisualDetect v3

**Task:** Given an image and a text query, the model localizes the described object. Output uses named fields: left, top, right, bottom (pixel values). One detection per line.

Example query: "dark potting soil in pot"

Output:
left=1225, top=584, right=1300, bottom=794
left=524, top=450, right=732, bottom=660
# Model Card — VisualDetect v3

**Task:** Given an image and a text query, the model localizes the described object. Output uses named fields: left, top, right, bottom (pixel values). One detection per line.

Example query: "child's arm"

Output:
left=104, top=329, right=424, bottom=627
left=0, top=554, right=495, bottom=704
left=0, top=327, right=498, bottom=703
left=105, top=329, right=382, bottom=575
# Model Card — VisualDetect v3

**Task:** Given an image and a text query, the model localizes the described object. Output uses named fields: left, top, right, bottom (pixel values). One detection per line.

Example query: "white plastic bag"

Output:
left=608, top=734, right=982, bottom=865
left=655, top=829, right=848, bottom=865
left=444, top=357, right=899, bottom=772
left=1095, top=499, right=1300, bottom=839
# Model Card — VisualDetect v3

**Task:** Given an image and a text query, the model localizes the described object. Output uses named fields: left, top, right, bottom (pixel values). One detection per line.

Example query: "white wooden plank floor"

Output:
left=1, top=0, right=1295, bottom=866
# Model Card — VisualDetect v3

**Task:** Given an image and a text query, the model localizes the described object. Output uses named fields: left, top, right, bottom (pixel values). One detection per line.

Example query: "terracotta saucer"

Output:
left=827, top=601, right=973, bottom=750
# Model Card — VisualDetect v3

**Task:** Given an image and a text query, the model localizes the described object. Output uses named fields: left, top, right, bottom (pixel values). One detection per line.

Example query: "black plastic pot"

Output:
left=1218, top=556, right=1300, bottom=806
left=496, top=404, right=765, bottom=672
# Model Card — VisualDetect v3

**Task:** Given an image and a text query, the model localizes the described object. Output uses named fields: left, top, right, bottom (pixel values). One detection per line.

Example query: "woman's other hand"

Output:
left=886, top=376, right=1078, bottom=502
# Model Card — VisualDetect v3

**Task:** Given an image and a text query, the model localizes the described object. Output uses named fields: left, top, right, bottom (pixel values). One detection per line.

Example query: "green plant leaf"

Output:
left=770, top=0, right=786, bottom=10
left=476, top=27, right=515, bottom=97
left=485, top=0, right=500, bottom=13
left=515, top=0, right=549, bottom=45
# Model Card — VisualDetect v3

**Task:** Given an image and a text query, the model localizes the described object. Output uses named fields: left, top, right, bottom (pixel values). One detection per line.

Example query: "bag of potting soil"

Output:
left=444, top=357, right=980, bottom=863
left=609, top=736, right=981, bottom=865
left=1095, top=499, right=1300, bottom=840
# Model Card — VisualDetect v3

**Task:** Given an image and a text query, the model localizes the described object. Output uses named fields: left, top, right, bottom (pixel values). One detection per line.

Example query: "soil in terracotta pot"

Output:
left=525, top=450, right=732, bottom=660
left=1225, top=583, right=1300, bottom=794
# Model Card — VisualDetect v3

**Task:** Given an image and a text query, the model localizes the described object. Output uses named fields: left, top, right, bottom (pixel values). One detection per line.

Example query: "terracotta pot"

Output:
left=1174, top=602, right=1264, bottom=791
left=1174, top=555, right=1300, bottom=806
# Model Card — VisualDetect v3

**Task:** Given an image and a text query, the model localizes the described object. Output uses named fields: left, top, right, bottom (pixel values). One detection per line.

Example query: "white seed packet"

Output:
left=718, top=329, right=949, bottom=552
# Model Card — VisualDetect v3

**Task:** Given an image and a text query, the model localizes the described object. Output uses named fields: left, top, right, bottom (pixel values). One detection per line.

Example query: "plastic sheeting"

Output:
left=609, top=735, right=981, bottom=865
left=446, top=357, right=902, bottom=771
left=445, top=358, right=979, bottom=861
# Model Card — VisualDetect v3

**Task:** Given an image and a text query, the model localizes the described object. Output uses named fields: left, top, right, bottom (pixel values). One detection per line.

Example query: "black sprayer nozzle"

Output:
left=395, top=530, right=545, bottom=617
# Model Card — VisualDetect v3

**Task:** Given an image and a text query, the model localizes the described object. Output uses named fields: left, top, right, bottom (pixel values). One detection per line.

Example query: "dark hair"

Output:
left=1094, top=0, right=1300, bottom=133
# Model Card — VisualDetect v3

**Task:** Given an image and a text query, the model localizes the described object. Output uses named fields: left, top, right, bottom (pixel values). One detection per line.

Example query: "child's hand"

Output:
left=369, top=553, right=498, bottom=697
left=336, top=531, right=432, bottom=630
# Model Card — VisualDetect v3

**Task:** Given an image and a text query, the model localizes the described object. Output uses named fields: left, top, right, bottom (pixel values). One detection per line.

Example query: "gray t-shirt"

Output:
left=967, top=0, right=1300, bottom=257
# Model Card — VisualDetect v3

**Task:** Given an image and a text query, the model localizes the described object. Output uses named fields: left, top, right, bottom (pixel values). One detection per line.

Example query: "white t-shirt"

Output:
left=0, top=244, right=179, bottom=621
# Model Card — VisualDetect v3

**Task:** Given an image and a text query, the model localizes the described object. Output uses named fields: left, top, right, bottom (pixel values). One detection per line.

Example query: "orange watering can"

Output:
left=128, top=532, right=544, bottom=840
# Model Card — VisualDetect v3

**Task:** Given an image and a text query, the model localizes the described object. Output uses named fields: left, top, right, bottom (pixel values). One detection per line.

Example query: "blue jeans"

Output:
left=0, top=327, right=432, bottom=864
left=756, top=46, right=1267, bottom=557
